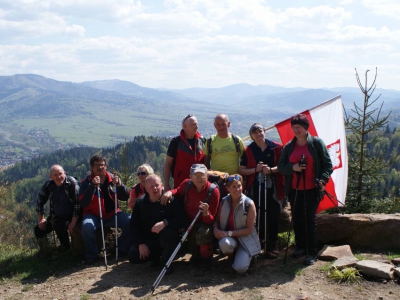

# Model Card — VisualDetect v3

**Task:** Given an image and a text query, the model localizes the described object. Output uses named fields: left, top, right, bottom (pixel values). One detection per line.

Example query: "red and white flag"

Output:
left=275, top=96, right=348, bottom=212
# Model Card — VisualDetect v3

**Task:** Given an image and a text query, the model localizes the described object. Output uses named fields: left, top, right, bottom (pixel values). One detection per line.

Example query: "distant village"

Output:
left=0, top=128, right=74, bottom=170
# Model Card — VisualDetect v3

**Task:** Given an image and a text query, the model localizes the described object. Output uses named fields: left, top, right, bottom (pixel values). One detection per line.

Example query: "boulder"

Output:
left=394, top=267, right=400, bottom=278
left=332, top=255, right=359, bottom=270
left=391, top=258, right=400, bottom=266
left=356, top=260, right=394, bottom=280
left=316, top=213, right=400, bottom=251
left=317, top=244, right=354, bottom=261
left=70, top=221, right=120, bottom=258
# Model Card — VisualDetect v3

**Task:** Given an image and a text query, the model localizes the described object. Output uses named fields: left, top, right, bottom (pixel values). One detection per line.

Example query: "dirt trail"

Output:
left=2, top=252, right=400, bottom=300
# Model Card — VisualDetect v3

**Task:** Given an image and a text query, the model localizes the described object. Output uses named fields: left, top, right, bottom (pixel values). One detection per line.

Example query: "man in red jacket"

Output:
left=163, top=114, right=205, bottom=191
left=79, top=154, right=131, bottom=265
left=163, top=164, right=220, bottom=270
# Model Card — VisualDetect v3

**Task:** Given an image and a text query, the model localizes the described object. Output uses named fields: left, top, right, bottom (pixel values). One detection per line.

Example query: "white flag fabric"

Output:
left=275, top=96, right=348, bottom=212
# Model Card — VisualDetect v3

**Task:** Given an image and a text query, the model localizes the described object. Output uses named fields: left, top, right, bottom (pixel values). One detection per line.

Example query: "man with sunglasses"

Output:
left=79, top=154, right=132, bottom=265
left=164, top=114, right=205, bottom=191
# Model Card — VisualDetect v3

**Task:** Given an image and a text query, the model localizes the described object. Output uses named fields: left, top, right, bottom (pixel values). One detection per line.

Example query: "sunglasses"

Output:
left=137, top=171, right=147, bottom=176
left=227, top=175, right=241, bottom=182
left=250, top=125, right=264, bottom=133
left=183, top=114, right=193, bottom=123
left=93, top=163, right=106, bottom=167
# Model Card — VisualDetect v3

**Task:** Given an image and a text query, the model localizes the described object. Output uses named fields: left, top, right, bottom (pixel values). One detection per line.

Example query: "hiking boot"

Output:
left=292, top=248, right=306, bottom=258
left=265, top=241, right=279, bottom=259
left=201, top=257, right=212, bottom=271
left=303, top=255, right=315, bottom=266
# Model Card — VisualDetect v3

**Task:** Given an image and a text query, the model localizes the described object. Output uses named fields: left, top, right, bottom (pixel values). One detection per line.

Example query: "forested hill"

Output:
left=0, top=136, right=170, bottom=206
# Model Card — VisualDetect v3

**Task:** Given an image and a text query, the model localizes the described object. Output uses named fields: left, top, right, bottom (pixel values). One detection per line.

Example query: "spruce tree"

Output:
left=345, top=68, right=400, bottom=213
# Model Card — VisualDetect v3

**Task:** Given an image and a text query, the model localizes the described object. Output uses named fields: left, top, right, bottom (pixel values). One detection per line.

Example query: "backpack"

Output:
left=184, top=180, right=217, bottom=205
left=207, top=134, right=241, bottom=157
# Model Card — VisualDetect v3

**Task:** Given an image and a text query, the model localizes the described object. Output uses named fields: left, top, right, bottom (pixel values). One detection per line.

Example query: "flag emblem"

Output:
left=327, top=139, right=342, bottom=170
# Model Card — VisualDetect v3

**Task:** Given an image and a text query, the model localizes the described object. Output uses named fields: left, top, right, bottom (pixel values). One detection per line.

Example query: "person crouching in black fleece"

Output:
left=128, top=174, right=187, bottom=275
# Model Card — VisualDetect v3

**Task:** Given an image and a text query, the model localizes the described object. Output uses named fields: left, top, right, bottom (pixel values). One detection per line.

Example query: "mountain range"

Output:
left=1, top=74, right=400, bottom=156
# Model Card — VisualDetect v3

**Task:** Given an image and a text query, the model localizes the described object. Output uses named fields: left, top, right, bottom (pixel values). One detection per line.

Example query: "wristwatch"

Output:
left=228, top=230, right=233, bottom=237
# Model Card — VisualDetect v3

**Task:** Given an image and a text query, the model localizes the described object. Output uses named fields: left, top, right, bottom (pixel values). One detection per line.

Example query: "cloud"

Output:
left=0, top=1, right=399, bottom=89
left=0, top=7, right=85, bottom=39
left=278, top=6, right=352, bottom=35
left=362, top=0, right=400, bottom=19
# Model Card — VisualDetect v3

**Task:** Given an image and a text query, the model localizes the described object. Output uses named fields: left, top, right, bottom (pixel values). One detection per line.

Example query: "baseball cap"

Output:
left=190, top=164, right=208, bottom=175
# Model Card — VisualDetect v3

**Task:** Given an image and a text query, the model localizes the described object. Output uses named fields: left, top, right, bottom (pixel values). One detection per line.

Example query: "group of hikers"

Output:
left=35, top=113, right=333, bottom=276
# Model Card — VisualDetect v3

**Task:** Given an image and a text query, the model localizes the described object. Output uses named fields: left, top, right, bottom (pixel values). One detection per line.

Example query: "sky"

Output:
left=1, top=0, right=400, bottom=90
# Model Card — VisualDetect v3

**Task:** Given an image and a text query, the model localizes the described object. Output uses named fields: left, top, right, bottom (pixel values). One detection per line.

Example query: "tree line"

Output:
left=1, top=68, right=400, bottom=248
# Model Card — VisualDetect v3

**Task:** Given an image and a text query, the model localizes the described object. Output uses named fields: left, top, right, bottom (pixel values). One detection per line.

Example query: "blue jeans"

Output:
left=82, top=212, right=132, bottom=259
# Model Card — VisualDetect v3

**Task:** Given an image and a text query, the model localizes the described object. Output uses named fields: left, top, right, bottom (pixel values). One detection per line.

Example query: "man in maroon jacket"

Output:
left=163, top=114, right=205, bottom=191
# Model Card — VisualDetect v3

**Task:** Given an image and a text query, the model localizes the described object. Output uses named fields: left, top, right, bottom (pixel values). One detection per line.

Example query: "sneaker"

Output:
left=292, top=248, right=306, bottom=258
left=303, top=255, right=315, bottom=265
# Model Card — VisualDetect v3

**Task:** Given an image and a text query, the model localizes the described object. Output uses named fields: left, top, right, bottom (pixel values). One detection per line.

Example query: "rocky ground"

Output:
left=1, top=250, right=400, bottom=300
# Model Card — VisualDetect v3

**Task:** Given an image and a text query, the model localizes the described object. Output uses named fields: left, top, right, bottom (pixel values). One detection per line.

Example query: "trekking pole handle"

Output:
left=256, top=161, right=264, bottom=173
left=315, top=179, right=325, bottom=190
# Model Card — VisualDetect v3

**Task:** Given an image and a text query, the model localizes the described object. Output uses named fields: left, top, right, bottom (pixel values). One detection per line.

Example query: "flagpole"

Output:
left=242, top=95, right=342, bottom=142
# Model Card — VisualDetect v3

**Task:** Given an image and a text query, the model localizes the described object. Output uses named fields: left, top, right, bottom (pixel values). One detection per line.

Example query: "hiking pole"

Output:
left=283, top=171, right=302, bottom=264
left=302, top=169, right=308, bottom=258
left=264, top=171, right=267, bottom=254
left=257, top=162, right=262, bottom=238
left=114, top=172, right=119, bottom=266
left=97, top=186, right=108, bottom=270
left=150, top=210, right=202, bottom=294
left=314, top=179, right=344, bottom=215
left=324, top=191, right=344, bottom=214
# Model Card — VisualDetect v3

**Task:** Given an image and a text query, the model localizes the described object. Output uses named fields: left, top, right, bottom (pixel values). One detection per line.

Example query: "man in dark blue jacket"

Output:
left=35, top=164, right=80, bottom=252
left=128, top=174, right=187, bottom=274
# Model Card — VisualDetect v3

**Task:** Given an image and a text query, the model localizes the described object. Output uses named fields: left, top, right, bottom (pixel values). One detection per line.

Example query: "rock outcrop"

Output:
left=316, top=213, right=400, bottom=251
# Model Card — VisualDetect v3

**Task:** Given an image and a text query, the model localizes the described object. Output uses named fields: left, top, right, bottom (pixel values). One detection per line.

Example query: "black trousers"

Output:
left=128, top=227, right=179, bottom=265
left=34, top=215, right=71, bottom=246
left=252, top=183, right=280, bottom=243
left=288, top=188, right=319, bottom=254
